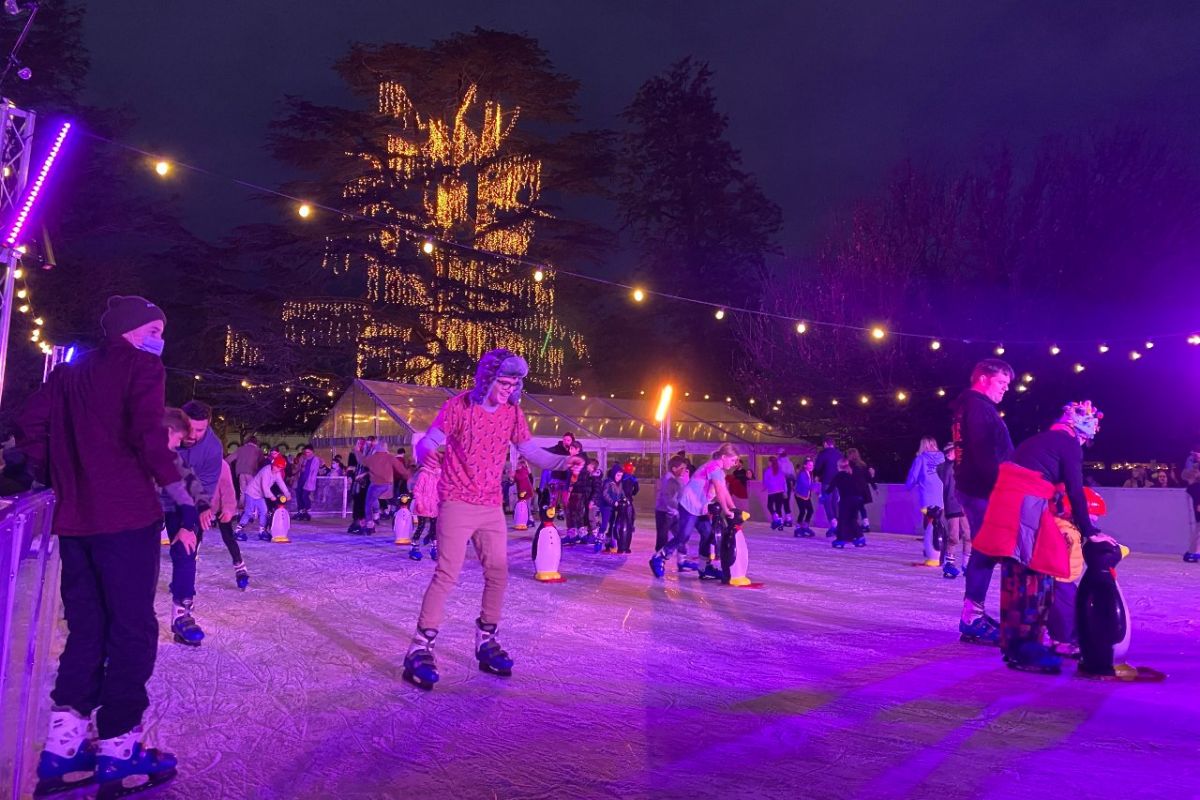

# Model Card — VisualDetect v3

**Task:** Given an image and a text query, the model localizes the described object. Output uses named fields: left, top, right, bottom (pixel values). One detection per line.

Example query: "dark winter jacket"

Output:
left=16, top=336, right=183, bottom=537
left=937, top=460, right=963, bottom=516
left=814, top=446, right=843, bottom=490
left=950, top=388, right=1013, bottom=499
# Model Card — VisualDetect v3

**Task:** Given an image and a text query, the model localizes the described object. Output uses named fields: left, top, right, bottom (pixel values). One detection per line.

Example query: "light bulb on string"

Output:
left=896, top=391, right=908, bottom=402
left=748, top=398, right=756, bottom=405
left=1022, top=373, right=1033, bottom=383
left=421, top=240, right=435, bottom=255
left=1098, top=343, right=1109, bottom=354
left=994, top=345, right=1005, bottom=356
left=937, top=388, right=946, bottom=397
left=930, top=340, right=941, bottom=351
left=1016, top=384, right=1027, bottom=393
left=12, top=268, right=22, bottom=279
left=241, top=380, right=250, bottom=388
left=831, top=398, right=839, bottom=406
left=1144, top=341, right=1154, bottom=350
left=714, top=308, right=725, bottom=320
left=297, top=203, right=312, bottom=219
left=725, top=396, right=732, bottom=403
left=1050, top=345, right=1061, bottom=355
left=17, top=304, right=28, bottom=313
left=870, top=326, right=886, bottom=341
left=533, top=269, right=544, bottom=282
left=16, top=288, right=26, bottom=299
left=33, top=316, right=43, bottom=326
left=1130, top=351, right=1142, bottom=361
left=795, top=321, right=807, bottom=334
left=859, top=395, right=870, bottom=405
left=703, top=394, right=710, bottom=400
left=1074, top=363, right=1086, bottom=373
left=154, top=160, right=171, bottom=177
left=800, top=398, right=809, bottom=406
left=1189, top=335, right=1200, bottom=346
left=632, top=288, right=646, bottom=303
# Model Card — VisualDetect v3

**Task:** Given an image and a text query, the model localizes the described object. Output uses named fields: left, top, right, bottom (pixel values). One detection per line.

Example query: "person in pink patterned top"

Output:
left=403, top=348, right=566, bottom=690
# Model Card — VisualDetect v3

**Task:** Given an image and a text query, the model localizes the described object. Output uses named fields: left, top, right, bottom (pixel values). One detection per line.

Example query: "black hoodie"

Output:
left=949, top=388, right=1013, bottom=498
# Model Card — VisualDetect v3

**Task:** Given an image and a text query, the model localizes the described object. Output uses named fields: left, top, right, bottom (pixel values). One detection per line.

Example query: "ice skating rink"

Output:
left=135, top=517, right=1197, bottom=800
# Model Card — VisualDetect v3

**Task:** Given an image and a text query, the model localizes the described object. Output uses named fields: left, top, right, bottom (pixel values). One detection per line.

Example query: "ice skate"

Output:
left=1184, top=552, right=1200, bottom=563
left=234, top=526, right=248, bottom=542
left=1005, top=642, right=1062, bottom=675
left=959, top=616, right=1000, bottom=646
left=475, top=618, right=514, bottom=676
left=170, top=599, right=204, bottom=647
left=403, top=629, right=440, bottom=690
left=783, top=515, right=794, bottom=528
left=95, top=728, right=177, bottom=799
left=409, top=545, right=423, bottom=561
left=770, top=514, right=783, bottom=531
left=698, top=563, right=723, bottom=581
left=430, top=545, right=438, bottom=561
left=942, top=561, right=960, bottom=579
left=831, top=540, right=847, bottom=549
left=677, top=559, right=700, bottom=572
left=34, top=708, right=96, bottom=798
left=234, top=562, right=249, bottom=590
left=853, top=537, right=867, bottom=548
left=648, top=553, right=665, bottom=578
left=257, top=531, right=271, bottom=542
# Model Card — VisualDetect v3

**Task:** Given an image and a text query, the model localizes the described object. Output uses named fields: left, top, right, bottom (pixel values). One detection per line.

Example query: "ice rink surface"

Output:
left=130, top=516, right=1198, bottom=800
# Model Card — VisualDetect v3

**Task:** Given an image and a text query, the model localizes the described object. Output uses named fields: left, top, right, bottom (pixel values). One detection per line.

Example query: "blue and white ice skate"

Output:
left=959, top=616, right=1000, bottom=646
left=698, top=563, right=723, bottom=581
left=403, top=629, right=440, bottom=690
left=853, top=536, right=867, bottom=548
left=1005, top=641, right=1063, bottom=675
left=170, top=601, right=204, bottom=647
left=94, top=731, right=177, bottom=799
left=234, top=564, right=250, bottom=590
left=409, top=546, right=423, bottom=561
left=34, top=709, right=96, bottom=798
left=770, top=514, right=783, bottom=531
left=648, top=554, right=666, bottom=578
left=677, top=559, right=700, bottom=572
left=475, top=618, right=514, bottom=676
left=942, top=561, right=960, bottom=579
left=1184, top=552, right=1200, bottom=563
left=831, top=540, right=847, bottom=549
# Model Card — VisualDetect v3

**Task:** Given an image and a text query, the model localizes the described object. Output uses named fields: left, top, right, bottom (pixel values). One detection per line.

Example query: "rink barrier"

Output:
left=745, top=481, right=1192, bottom=556
left=0, top=490, right=61, bottom=800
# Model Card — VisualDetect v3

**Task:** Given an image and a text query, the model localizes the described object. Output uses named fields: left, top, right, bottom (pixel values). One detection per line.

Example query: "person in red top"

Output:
left=17, top=295, right=188, bottom=796
left=403, top=348, right=565, bottom=690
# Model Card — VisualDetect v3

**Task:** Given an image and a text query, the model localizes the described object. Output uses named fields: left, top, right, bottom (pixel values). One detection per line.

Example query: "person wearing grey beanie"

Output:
left=15, top=294, right=185, bottom=794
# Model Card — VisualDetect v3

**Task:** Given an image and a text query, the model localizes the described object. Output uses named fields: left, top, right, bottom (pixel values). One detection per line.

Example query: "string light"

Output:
left=1098, top=344, right=1109, bottom=354
left=795, top=321, right=807, bottom=334
left=240, top=380, right=250, bottom=388
left=1016, top=384, right=1027, bottom=393
left=896, top=391, right=907, bottom=402
left=632, top=288, right=645, bottom=303
left=17, top=304, right=27, bottom=313
left=297, top=203, right=312, bottom=218
left=533, top=269, right=544, bottom=282
left=725, top=396, right=732, bottom=403
left=703, top=394, right=710, bottom=400
left=994, top=345, right=1005, bottom=356
left=1049, top=345, right=1061, bottom=355
left=800, top=398, right=809, bottom=406
left=1189, top=335, right=1200, bottom=346
left=16, top=288, right=26, bottom=299
left=33, top=316, right=42, bottom=326
left=937, top=388, right=946, bottom=397
left=1130, top=351, right=1142, bottom=361
left=714, top=308, right=725, bottom=320
left=1145, top=341, right=1155, bottom=350
left=1022, top=373, right=1033, bottom=383
left=12, top=268, right=22, bottom=279
left=859, top=395, right=870, bottom=405
left=1074, top=363, right=1086, bottom=373
left=831, top=398, right=839, bottom=406
left=154, top=160, right=170, bottom=176
left=870, top=326, right=886, bottom=341
left=6, top=122, right=71, bottom=248
left=421, top=240, right=434, bottom=254
left=930, top=340, right=941, bottom=351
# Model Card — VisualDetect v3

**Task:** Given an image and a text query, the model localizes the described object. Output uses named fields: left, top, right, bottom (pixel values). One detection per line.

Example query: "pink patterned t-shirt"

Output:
left=433, top=392, right=532, bottom=506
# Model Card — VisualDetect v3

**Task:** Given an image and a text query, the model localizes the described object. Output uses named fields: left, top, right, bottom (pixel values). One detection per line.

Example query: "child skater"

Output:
left=650, top=443, right=741, bottom=580
left=513, top=457, right=534, bottom=530
left=409, top=449, right=442, bottom=561
left=236, top=456, right=288, bottom=539
left=212, top=456, right=250, bottom=589
left=161, top=409, right=207, bottom=646
left=564, top=455, right=594, bottom=546
left=829, top=459, right=866, bottom=548
left=655, top=456, right=696, bottom=570
left=793, top=457, right=817, bottom=537
left=763, top=455, right=788, bottom=530
left=600, top=465, right=627, bottom=553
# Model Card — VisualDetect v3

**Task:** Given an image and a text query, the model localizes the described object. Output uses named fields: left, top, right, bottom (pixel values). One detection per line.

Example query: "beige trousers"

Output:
left=416, top=500, right=509, bottom=630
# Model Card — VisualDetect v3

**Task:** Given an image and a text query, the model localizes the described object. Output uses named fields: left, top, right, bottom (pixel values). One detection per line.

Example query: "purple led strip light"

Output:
left=5, top=121, right=71, bottom=248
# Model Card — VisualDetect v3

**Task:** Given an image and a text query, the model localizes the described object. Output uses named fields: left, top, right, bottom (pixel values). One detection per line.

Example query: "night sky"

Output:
left=74, top=3, right=1200, bottom=464
left=81, top=2, right=1200, bottom=247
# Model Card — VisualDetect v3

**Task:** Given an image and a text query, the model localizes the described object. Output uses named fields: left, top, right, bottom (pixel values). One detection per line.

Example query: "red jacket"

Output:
left=16, top=337, right=181, bottom=537
left=972, top=462, right=1071, bottom=579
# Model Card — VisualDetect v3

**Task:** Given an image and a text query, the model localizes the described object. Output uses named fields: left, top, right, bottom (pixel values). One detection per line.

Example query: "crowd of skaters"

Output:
left=2, top=291, right=1172, bottom=796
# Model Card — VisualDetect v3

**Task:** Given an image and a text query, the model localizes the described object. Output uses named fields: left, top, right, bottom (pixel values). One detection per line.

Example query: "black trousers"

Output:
left=52, top=521, right=162, bottom=739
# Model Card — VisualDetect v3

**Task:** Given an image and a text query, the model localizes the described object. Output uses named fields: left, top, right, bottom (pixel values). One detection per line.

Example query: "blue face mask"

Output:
left=138, top=335, right=165, bottom=357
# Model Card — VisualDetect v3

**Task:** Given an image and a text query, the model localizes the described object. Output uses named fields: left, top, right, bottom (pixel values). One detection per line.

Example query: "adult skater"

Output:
left=972, top=402, right=1115, bottom=674
left=905, top=437, right=946, bottom=566
left=813, top=437, right=843, bottom=535
left=178, top=401, right=247, bottom=590
left=649, top=443, right=740, bottom=580
left=18, top=295, right=184, bottom=796
left=402, top=349, right=566, bottom=690
left=950, top=358, right=1014, bottom=644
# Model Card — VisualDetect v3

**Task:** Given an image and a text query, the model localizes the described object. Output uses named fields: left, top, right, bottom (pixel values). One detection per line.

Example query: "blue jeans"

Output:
left=239, top=497, right=268, bottom=529
left=662, top=506, right=710, bottom=558
left=297, top=487, right=312, bottom=513
left=820, top=488, right=839, bottom=528
left=365, top=483, right=389, bottom=520
left=166, top=509, right=202, bottom=603
left=959, top=492, right=998, bottom=618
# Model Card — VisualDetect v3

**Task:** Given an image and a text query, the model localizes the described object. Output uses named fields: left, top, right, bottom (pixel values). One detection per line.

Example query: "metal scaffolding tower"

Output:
left=0, top=100, right=34, bottom=406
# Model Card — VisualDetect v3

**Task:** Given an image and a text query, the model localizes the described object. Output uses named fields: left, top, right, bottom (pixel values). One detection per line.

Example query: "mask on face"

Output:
left=138, top=335, right=165, bottom=357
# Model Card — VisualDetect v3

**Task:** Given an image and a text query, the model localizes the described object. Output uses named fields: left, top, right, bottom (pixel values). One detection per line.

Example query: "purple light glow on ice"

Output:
left=5, top=121, right=71, bottom=248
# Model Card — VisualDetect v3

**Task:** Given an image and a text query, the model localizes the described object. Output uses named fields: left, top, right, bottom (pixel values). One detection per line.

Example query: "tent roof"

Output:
left=312, top=379, right=814, bottom=454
